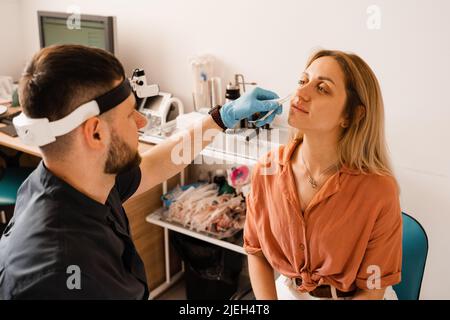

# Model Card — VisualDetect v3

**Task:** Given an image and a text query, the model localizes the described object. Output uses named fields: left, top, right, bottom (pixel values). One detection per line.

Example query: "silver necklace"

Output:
left=301, top=151, right=339, bottom=189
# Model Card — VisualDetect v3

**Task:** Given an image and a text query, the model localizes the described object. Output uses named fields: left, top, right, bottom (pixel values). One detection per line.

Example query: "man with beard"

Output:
left=0, top=45, right=281, bottom=299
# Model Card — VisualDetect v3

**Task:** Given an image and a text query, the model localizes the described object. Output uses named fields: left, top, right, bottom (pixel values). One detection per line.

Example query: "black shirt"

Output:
left=0, top=162, right=149, bottom=299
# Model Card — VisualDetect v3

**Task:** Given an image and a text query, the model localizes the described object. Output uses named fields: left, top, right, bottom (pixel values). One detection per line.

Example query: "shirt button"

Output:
left=300, top=244, right=305, bottom=250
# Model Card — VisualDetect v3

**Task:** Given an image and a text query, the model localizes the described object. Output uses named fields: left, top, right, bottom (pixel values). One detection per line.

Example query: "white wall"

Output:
left=7, top=0, right=450, bottom=299
left=0, top=0, right=25, bottom=80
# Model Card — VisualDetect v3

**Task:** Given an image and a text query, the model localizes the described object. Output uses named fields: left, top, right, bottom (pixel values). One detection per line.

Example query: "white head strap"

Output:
left=13, top=79, right=132, bottom=147
left=13, top=101, right=100, bottom=147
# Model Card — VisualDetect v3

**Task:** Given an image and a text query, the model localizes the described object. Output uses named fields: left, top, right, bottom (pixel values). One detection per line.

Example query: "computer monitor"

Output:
left=38, top=11, right=115, bottom=53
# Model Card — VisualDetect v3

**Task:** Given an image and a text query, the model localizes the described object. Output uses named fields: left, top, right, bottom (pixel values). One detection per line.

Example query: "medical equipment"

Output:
left=225, top=82, right=241, bottom=102
left=224, top=82, right=241, bottom=128
left=130, top=68, right=160, bottom=101
left=161, top=183, right=246, bottom=239
left=139, top=92, right=184, bottom=130
left=131, top=68, right=184, bottom=135
left=210, top=77, right=223, bottom=107
left=225, top=74, right=257, bottom=129
left=234, top=74, right=257, bottom=94
left=13, top=71, right=161, bottom=147
left=13, top=79, right=132, bottom=146
left=190, top=55, right=215, bottom=110
left=131, top=68, right=184, bottom=139
left=228, top=165, right=250, bottom=188
left=247, top=93, right=292, bottom=124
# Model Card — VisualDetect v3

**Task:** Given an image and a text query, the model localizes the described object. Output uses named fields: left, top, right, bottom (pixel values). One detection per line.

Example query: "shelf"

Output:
left=199, top=147, right=258, bottom=166
left=146, top=209, right=246, bottom=255
left=139, top=126, right=289, bottom=166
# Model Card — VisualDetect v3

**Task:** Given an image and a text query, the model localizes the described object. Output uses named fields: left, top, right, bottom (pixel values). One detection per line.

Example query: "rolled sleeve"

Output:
left=356, top=190, right=403, bottom=290
left=243, top=191, right=262, bottom=255
left=243, top=163, right=265, bottom=256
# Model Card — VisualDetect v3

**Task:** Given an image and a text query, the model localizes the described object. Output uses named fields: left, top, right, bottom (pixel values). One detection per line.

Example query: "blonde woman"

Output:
left=244, top=50, right=402, bottom=300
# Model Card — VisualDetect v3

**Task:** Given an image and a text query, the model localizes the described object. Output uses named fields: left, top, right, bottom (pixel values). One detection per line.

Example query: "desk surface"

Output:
left=0, top=106, right=40, bottom=156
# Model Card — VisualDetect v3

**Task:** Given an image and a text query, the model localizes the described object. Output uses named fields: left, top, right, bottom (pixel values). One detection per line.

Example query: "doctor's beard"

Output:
left=104, top=131, right=141, bottom=175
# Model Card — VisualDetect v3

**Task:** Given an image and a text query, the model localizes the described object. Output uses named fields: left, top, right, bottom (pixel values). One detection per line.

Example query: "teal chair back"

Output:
left=0, top=167, right=33, bottom=205
left=0, top=150, right=34, bottom=234
left=393, top=212, right=428, bottom=300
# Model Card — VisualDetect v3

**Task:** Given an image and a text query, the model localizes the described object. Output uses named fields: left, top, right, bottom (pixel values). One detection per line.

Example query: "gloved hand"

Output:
left=219, top=87, right=283, bottom=128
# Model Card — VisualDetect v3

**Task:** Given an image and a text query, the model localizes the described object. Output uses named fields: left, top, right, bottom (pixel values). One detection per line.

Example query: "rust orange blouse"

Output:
left=244, top=139, right=402, bottom=293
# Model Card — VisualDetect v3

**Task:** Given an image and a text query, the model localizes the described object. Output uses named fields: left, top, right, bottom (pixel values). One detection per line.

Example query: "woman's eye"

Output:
left=318, top=85, right=328, bottom=94
left=298, top=79, right=306, bottom=86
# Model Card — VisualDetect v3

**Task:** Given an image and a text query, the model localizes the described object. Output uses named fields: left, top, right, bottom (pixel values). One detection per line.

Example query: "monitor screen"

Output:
left=142, top=95, right=164, bottom=112
left=38, top=11, right=115, bottom=53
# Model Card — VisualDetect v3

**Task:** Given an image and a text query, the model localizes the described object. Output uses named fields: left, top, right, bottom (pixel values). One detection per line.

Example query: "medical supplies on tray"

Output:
left=161, top=183, right=246, bottom=239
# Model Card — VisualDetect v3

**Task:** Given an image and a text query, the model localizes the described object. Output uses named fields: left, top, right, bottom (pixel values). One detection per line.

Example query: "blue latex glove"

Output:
left=219, top=87, right=283, bottom=128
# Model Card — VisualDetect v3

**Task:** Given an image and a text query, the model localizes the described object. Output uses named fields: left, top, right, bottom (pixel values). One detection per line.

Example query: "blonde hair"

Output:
left=291, top=49, right=394, bottom=177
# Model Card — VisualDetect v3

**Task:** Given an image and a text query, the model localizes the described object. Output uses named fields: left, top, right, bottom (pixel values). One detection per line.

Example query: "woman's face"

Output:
left=288, top=56, right=348, bottom=134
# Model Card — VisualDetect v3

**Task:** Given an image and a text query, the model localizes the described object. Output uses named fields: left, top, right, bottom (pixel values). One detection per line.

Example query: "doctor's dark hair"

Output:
left=18, top=44, right=125, bottom=154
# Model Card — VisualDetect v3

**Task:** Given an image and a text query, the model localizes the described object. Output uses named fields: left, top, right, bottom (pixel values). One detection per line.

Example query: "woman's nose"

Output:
left=296, top=85, right=311, bottom=102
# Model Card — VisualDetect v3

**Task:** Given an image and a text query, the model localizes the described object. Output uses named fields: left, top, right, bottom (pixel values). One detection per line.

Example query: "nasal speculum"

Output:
left=248, top=93, right=292, bottom=124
